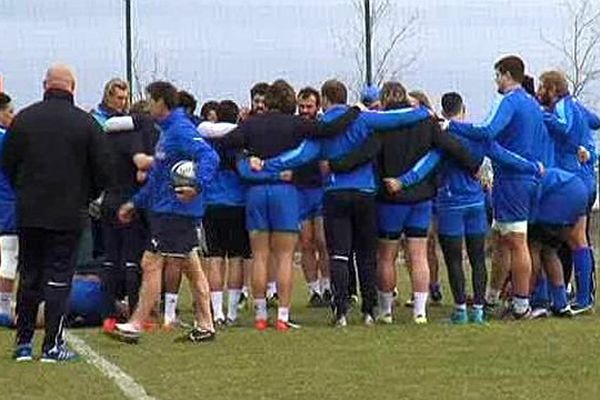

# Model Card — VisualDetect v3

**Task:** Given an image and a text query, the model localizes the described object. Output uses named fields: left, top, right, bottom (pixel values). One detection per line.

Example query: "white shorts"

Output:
left=0, top=235, right=19, bottom=280
left=492, top=220, right=528, bottom=235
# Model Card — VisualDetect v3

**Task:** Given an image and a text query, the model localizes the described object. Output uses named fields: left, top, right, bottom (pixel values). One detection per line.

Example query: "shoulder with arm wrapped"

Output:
left=263, top=139, right=321, bottom=172
left=450, top=94, right=515, bottom=140
left=397, top=150, right=443, bottom=188
left=486, top=141, right=540, bottom=175
left=310, top=106, right=361, bottom=138
left=104, top=115, right=135, bottom=132
left=360, top=106, right=430, bottom=131
left=329, top=132, right=383, bottom=173
left=432, top=126, right=480, bottom=173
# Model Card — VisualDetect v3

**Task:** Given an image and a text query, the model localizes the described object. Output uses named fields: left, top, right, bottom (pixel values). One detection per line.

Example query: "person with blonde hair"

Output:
left=93, top=78, right=130, bottom=124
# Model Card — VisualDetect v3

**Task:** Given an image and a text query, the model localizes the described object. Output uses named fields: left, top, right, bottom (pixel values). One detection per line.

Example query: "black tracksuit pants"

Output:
left=323, top=190, right=377, bottom=318
left=101, top=218, right=146, bottom=317
left=16, top=228, right=80, bottom=352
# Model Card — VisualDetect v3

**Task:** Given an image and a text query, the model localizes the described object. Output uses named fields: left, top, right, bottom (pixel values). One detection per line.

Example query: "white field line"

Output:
left=66, top=332, right=158, bottom=400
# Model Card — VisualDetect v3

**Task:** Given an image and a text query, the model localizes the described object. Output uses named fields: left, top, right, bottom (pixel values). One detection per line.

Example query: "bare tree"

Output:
left=131, top=36, right=171, bottom=102
left=544, top=0, right=600, bottom=98
left=333, top=0, right=420, bottom=97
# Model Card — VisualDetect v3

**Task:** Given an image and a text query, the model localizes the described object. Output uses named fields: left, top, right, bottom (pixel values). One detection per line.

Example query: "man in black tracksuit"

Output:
left=1, top=64, right=111, bottom=362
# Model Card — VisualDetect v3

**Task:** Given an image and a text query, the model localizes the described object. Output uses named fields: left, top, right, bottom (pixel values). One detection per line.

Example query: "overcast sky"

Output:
left=1, top=0, right=598, bottom=119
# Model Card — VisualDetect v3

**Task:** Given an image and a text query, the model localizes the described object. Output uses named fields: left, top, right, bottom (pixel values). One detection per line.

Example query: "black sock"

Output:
left=438, top=235, right=465, bottom=305
left=125, top=263, right=142, bottom=315
left=558, top=244, right=573, bottom=286
left=465, top=234, right=487, bottom=306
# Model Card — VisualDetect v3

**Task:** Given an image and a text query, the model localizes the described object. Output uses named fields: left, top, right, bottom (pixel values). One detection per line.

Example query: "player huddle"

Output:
left=0, top=55, right=597, bottom=353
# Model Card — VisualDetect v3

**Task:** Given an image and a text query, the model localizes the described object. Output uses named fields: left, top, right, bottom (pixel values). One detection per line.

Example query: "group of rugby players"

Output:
left=0, top=54, right=598, bottom=355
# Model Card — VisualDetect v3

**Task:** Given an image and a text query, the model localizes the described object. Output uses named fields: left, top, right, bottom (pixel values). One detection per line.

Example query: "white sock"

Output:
left=164, top=293, right=178, bottom=325
left=227, top=289, right=241, bottom=321
left=320, top=277, right=331, bottom=292
left=210, top=291, right=224, bottom=321
left=455, top=303, right=467, bottom=311
left=254, top=298, right=267, bottom=321
left=485, top=288, right=500, bottom=304
left=379, top=291, right=394, bottom=315
left=308, top=280, right=321, bottom=295
left=413, top=292, right=428, bottom=318
left=277, top=307, right=289, bottom=322
left=242, top=286, right=249, bottom=297
left=266, top=281, right=277, bottom=298
left=0, top=292, right=13, bottom=316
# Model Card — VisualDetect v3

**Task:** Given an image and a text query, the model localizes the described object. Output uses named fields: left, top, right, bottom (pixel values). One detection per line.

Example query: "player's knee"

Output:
left=377, top=249, right=396, bottom=267
left=300, top=236, right=316, bottom=252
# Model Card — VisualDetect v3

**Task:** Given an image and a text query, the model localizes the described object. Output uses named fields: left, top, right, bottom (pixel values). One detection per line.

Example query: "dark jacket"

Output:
left=330, top=103, right=479, bottom=204
left=218, top=109, right=360, bottom=159
left=293, top=162, right=322, bottom=188
left=101, top=113, right=159, bottom=222
left=217, top=108, right=360, bottom=185
left=1, top=89, right=112, bottom=231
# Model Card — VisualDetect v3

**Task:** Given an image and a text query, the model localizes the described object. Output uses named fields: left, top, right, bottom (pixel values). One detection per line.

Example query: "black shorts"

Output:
left=528, top=223, right=569, bottom=249
left=203, top=206, right=251, bottom=259
left=147, top=213, right=199, bottom=257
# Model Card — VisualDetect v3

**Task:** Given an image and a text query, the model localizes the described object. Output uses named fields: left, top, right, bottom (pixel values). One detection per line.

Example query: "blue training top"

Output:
left=435, top=134, right=487, bottom=210
left=397, top=140, right=542, bottom=197
left=132, top=108, right=220, bottom=218
left=449, top=87, right=551, bottom=179
left=0, top=126, right=16, bottom=204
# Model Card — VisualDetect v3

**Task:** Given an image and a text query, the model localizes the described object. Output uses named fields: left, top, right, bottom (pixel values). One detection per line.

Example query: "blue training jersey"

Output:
left=436, top=134, right=487, bottom=210
left=198, top=123, right=247, bottom=207
left=449, top=87, right=549, bottom=179
left=574, top=100, right=599, bottom=197
left=543, top=95, right=587, bottom=174
left=132, top=108, right=219, bottom=217
left=0, top=126, right=16, bottom=204
left=203, top=168, right=247, bottom=207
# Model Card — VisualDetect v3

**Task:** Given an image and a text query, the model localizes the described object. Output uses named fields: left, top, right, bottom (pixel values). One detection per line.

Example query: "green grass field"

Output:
left=2, top=267, right=600, bottom=400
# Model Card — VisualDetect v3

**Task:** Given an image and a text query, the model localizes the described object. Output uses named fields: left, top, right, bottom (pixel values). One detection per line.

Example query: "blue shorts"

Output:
left=377, top=201, right=432, bottom=240
left=0, top=201, right=16, bottom=234
left=534, top=177, right=588, bottom=226
left=437, top=204, right=489, bottom=237
left=431, top=198, right=438, bottom=216
left=579, top=171, right=597, bottom=208
left=298, top=187, right=324, bottom=221
left=246, top=184, right=300, bottom=233
left=492, top=178, right=537, bottom=223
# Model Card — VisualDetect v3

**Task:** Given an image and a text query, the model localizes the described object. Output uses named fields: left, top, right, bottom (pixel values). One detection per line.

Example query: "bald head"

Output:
left=44, top=63, right=76, bottom=94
